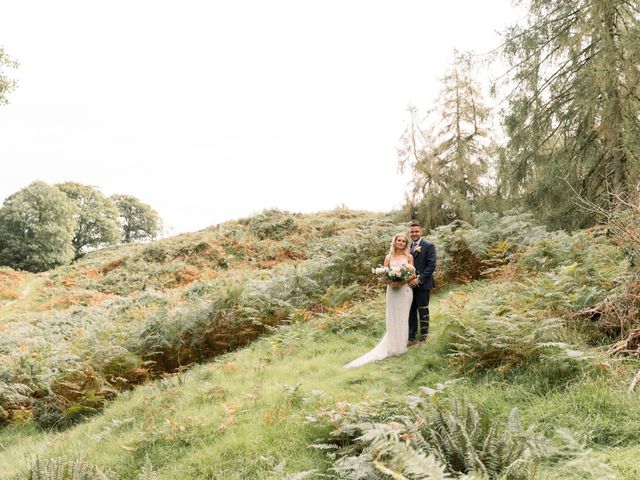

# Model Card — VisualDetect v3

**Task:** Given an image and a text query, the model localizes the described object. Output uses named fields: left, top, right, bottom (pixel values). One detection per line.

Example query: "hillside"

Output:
left=0, top=209, right=394, bottom=425
left=1, top=209, right=640, bottom=479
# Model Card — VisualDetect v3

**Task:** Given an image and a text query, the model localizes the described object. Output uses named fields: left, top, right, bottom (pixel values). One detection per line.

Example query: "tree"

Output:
left=111, top=194, right=162, bottom=243
left=498, top=0, right=640, bottom=228
left=399, top=52, right=497, bottom=227
left=0, top=181, right=77, bottom=272
left=0, top=47, right=18, bottom=106
left=56, top=182, right=121, bottom=257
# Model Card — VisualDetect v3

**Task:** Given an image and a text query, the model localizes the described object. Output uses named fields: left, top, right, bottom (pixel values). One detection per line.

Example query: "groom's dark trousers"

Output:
left=409, top=239, right=436, bottom=341
left=409, top=289, right=430, bottom=341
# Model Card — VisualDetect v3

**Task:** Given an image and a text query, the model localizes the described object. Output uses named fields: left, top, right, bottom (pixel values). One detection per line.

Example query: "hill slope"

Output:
left=1, top=209, right=640, bottom=479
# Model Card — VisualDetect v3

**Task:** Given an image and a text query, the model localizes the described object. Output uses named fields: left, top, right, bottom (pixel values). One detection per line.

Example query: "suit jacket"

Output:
left=412, top=238, right=436, bottom=291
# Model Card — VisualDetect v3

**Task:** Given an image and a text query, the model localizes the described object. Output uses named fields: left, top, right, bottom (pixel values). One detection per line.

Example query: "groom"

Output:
left=407, top=221, right=436, bottom=344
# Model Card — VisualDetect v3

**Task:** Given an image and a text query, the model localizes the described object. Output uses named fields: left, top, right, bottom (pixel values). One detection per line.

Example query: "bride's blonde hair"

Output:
left=388, top=233, right=410, bottom=256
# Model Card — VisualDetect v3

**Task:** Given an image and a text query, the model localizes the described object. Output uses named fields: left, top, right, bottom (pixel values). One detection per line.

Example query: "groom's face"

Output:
left=409, top=226, right=422, bottom=242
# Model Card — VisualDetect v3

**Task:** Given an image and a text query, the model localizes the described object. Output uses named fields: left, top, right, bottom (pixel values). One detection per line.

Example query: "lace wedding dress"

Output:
left=344, top=258, right=413, bottom=368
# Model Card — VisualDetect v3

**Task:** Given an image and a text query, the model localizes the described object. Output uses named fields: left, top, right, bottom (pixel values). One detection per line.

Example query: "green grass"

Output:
left=2, top=210, right=640, bottom=479
left=2, top=290, right=640, bottom=479
left=0, top=294, right=441, bottom=479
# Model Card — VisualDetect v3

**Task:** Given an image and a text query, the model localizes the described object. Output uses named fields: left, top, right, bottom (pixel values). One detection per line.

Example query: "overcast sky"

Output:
left=0, top=1, right=522, bottom=234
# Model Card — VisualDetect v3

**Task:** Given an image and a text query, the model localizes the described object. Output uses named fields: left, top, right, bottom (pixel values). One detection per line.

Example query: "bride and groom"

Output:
left=345, top=221, right=436, bottom=368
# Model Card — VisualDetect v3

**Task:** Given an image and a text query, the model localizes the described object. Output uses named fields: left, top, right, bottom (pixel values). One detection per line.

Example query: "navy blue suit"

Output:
left=409, top=238, right=436, bottom=341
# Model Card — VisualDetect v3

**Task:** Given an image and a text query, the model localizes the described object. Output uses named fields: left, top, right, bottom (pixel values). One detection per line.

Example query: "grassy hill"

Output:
left=1, top=209, right=639, bottom=479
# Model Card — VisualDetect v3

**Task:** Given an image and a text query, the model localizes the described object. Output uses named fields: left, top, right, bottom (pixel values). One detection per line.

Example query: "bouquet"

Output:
left=372, top=264, right=416, bottom=288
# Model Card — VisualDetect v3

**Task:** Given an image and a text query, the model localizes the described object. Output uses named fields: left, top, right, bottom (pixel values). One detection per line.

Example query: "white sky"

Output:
left=0, top=1, right=523, bottom=235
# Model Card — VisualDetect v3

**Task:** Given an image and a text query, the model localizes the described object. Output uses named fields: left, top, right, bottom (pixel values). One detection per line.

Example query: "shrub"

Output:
left=132, top=284, right=293, bottom=372
left=0, top=381, right=34, bottom=425
left=429, top=211, right=548, bottom=288
left=438, top=225, right=628, bottom=377
left=446, top=313, right=587, bottom=376
left=241, top=209, right=300, bottom=240
left=0, top=266, right=23, bottom=300
left=32, top=401, right=65, bottom=430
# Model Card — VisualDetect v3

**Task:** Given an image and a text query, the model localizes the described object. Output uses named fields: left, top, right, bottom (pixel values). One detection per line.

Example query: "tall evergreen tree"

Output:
left=499, top=0, right=640, bottom=228
left=0, top=182, right=77, bottom=272
left=56, top=182, right=121, bottom=257
left=0, top=47, right=18, bottom=105
left=399, top=52, right=496, bottom=227
left=111, top=194, right=162, bottom=243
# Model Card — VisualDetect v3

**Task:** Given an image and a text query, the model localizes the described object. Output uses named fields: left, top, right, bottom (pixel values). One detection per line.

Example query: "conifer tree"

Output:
left=399, top=52, right=496, bottom=227
left=499, top=0, right=640, bottom=228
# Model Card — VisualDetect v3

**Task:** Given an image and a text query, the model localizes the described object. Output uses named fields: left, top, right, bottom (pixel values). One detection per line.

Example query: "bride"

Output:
left=344, top=233, right=414, bottom=368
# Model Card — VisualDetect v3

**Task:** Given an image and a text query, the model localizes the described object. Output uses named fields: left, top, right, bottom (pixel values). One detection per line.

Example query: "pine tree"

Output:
left=399, top=52, right=496, bottom=228
left=499, top=0, right=640, bottom=228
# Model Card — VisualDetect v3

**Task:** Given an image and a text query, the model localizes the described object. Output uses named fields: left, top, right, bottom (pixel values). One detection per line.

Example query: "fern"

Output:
left=281, top=470, right=318, bottom=480
left=543, top=430, right=618, bottom=479
left=26, top=457, right=110, bottom=480
left=314, top=394, right=540, bottom=480
left=137, top=455, right=158, bottom=480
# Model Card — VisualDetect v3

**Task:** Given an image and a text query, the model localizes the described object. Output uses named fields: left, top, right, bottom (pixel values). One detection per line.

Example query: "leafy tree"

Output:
left=111, top=194, right=162, bottom=243
left=0, top=47, right=18, bottom=105
left=56, top=182, right=121, bottom=257
left=399, top=52, right=497, bottom=228
left=498, top=0, right=640, bottom=228
left=0, top=181, right=77, bottom=272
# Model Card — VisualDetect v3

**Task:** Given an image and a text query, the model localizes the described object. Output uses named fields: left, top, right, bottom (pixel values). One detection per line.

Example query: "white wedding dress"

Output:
left=345, top=258, right=413, bottom=368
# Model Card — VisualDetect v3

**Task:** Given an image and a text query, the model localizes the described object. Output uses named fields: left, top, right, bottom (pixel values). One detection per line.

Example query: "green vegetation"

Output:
left=498, top=0, right=640, bottom=229
left=0, top=46, right=18, bottom=106
left=56, top=182, right=121, bottom=258
left=0, top=208, right=639, bottom=479
left=398, top=0, right=640, bottom=232
left=111, top=195, right=162, bottom=245
left=0, top=181, right=77, bottom=272
left=398, top=51, right=496, bottom=228
left=3, top=1, right=640, bottom=476
left=0, top=182, right=162, bottom=272
left=0, top=209, right=395, bottom=430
